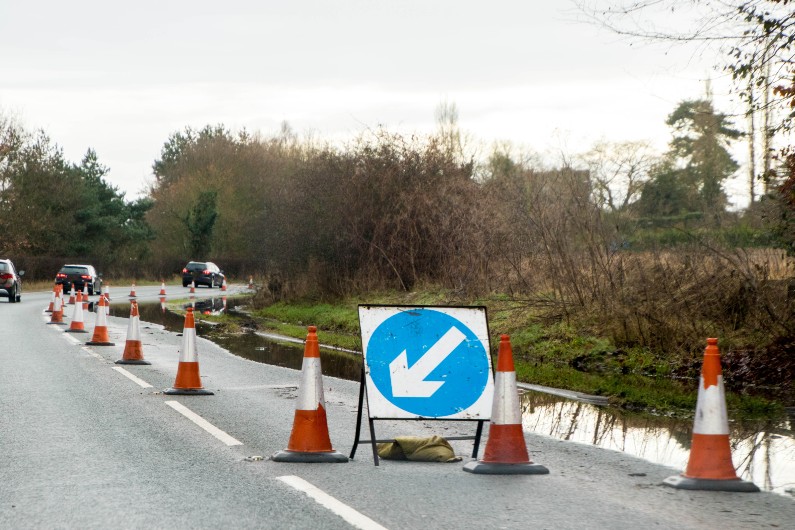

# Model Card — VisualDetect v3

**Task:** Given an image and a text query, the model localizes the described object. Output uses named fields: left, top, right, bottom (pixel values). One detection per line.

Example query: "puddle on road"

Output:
left=110, top=297, right=795, bottom=496
left=109, top=296, right=363, bottom=382
left=521, top=391, right=795, bottom=496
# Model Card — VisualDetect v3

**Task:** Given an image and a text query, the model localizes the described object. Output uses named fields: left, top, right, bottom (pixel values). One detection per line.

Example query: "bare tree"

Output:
left=579, top=140, right=658, bottom=213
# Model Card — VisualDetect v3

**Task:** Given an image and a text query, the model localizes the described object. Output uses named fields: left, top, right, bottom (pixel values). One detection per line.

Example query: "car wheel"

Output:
left=194, top=281, right=198, bottom=288
left=8, top=285, right=16, bottom=303
left=88, top=285, right=94, bottom=296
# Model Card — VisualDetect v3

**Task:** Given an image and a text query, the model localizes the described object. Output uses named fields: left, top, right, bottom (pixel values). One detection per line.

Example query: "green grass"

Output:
left=233, top=289, right=785, bottom=419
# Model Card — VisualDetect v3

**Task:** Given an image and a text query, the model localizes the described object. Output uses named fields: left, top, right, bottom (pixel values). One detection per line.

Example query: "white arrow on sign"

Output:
left=389, top=326, right=467, bottom=398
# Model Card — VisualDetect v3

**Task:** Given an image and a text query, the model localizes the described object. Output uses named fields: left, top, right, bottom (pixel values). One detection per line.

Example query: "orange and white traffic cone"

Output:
left=86, top=295, right=115, bottom=346
left=116, top=300, right=150, bottom=365
left=45, top=284, right=56, bottom=313
left=82, top=284, right=89, bottom=311
left=464, top=334, right=548, bottom=475
left=272, top=326, right=348, bottom=463
left=47, top=290, right=66, bottom=325
left=164, top=308, right=213, bottom=395
left=103, top=285, right=110, bottom=314
left=67, top=288, right=75, bottom=306
left=189, top=284, right=195, bottom=294
left=158, top=281, right=167, bottom=296
left=248, top=276, right=254, bottom=289
left=221, top=277, right=227, bottom=292
left=129, top=283, right=137, bottom=298
left=65, top=292, right=88, bottom=333
left=663, top=338, right=759, bottom=491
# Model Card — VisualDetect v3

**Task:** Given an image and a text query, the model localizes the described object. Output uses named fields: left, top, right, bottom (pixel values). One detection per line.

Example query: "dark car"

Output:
left=0, top=259, right=24, bottom=303
left=55, top=264, right=102, bottom=295
left=182, top=261, right=224, bottom=288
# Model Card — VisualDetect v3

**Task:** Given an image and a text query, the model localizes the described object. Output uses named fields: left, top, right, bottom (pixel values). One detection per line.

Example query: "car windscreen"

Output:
left=186, top=262, right=207, bottom=270
left=61, top=266, right=89, bottom=274
left=0, top=263, right=9, bottom=272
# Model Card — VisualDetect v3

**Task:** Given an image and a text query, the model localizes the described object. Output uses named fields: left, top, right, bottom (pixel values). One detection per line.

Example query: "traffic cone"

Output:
left=67, top=288, right=75, bottom=305
left=221, top=277, right=227, bottom=292
left=45, top=284, right=56, bottom=313
left=272, top=326, right=348, bottom=463
left=86, top=295, right=115, bottom=346
left=66, top=292, right=88, bottom=333
left=164, top=308, right=213, bottom=395
left=189, top=284, right=195, bottom=294
left=159, top=281, right=167, bottom=296
left=116, top=300, right=150, bottom=365
left=464, top=334, right=548, bottom=475
left=103, top=285, right=110, bottom=314
left=663, top=338, right=759, bottom=491
left=47, top=291, right=66, bottom=325
left=82, top=284, right=89, bottom=311
left=248, top=276, right=254, bottom=289
left=129, top=283, right=137, bottom=298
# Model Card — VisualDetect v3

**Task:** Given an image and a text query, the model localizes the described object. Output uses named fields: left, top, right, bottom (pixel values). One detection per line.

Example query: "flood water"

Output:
left=117, top=297, right=795, bottom=496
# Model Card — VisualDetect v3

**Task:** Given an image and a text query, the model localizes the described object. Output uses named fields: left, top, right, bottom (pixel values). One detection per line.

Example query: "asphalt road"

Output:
left=1, top=284, right=793, bottom=529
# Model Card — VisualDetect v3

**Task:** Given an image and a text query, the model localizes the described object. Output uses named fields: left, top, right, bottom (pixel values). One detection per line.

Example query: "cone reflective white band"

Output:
left=94, top=298, right=109, bottom=326
left=692, top=375, right=729, bottom=435
left=179, top=325, right=198, bottom=362
left=126, top=308, right=141, bottom=342
left=296, top=357, right=325, bottom=411
left=491, top=371, right=521, bottom=425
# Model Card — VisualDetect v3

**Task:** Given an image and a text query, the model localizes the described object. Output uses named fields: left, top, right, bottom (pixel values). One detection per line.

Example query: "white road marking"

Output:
left=112, top=366, right=153, bottom=388
left=165, top=401, right=243, bottom=446
left=61, top=333, right=81, bottom=345
left=81, top=346, right=104, bottom=360
left=276, top=475, right=389, bottom=530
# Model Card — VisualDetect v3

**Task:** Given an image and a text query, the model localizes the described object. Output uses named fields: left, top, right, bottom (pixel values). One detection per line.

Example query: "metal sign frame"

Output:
left=350, top=304, right=494, bottom=466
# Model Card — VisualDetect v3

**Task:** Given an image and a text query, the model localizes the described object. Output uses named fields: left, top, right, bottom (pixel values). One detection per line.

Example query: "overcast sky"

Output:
left=0, top=1, right=749, bottom=205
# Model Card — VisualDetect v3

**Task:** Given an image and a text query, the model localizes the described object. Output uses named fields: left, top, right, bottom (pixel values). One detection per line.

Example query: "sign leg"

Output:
left=472, top=420, right=484, bottom=458
left=368, top=417, right=379, bottom=466
left=349, top=367, right=366, bottom=459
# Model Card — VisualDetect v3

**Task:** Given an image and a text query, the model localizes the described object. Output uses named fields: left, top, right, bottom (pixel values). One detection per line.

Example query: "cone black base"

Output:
left=116, top=359, right=151, bottom=365
left=663, top=475, right=759, bottom=492
left=86, top=341, right=115, bottom=346
left=47, top=322, right=67, bottom=326
left=463, top=461, right=549, bottom=475
left=271, top=450, right=349, bottom=463
left=163, top=387, right=214, bottom=395
left=65, top=329, right=89, bottom=334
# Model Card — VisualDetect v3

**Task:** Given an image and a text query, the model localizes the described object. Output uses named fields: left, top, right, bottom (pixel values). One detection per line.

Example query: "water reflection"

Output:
left=117, top=298, right=364, bottom=383
left=520, top=391, right=795, bottom=495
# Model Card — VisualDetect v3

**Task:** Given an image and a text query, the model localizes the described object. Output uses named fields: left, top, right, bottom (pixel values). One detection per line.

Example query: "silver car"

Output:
left=0, top=259, right=23, bottom=303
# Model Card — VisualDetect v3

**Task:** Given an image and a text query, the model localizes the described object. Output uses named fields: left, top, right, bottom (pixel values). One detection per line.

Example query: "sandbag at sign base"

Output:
left=377, top=436, right=462, bottom=463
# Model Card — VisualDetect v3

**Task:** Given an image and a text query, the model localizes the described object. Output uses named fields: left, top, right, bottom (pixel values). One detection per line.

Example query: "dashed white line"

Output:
left=276, top=475, right=389, bottom=530
left=81, top=346, right=105, bottom=360
left=113, top=366, right=153, bottom=388
left=165, top=401, right=243, bottom=446
left=60, top=333, right=81, bottom=344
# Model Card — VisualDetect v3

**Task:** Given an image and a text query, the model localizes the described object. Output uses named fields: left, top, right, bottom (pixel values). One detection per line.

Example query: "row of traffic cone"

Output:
left=47, top=282, right=755, bottom=488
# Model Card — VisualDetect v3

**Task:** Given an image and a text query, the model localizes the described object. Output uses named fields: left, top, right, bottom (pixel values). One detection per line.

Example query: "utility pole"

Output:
left=747, top=79, right=756, bottom=205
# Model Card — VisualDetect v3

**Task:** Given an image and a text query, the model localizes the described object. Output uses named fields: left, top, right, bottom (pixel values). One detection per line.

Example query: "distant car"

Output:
left=182, top=261, right=225, bottom=288
left=55, top=264, right=102, bottom=295
left=0, top=259, right=23, bottom=303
